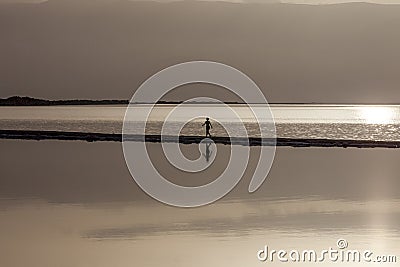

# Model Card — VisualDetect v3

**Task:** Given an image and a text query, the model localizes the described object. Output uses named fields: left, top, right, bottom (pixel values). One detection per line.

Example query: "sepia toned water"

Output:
left=0, top=141, right=400, bottom=266
left=1, top=105, right=400, bottom=266
left=1, top=104, right=400, bottom=141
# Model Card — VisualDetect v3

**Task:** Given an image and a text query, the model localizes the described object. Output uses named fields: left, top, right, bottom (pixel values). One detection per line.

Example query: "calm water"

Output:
left=1, top=105, right=400, bottom=266
left=0, top=141, right=399, bottom=266
left=1, top=104, right=400, bottom=141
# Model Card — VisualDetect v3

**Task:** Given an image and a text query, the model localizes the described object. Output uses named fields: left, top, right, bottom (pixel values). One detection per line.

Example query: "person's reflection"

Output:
left=202, top=142, right=213, bottom=163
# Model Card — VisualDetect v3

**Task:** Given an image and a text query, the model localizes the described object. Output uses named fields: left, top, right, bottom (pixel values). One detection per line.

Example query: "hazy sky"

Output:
left=1, top=0, right=400, bottom=103
left=0, top=0, right=399, bottom=4
left=283, top=0, right=400, bottom=3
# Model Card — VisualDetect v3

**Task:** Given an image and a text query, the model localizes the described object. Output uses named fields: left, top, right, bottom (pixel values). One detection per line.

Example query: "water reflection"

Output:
left=81, top=197, right=400, bottom=240
left=3, top=105, right=400, bottom=141
left=1, top=196, right=399, bottom=267
left=1, top=140, right=400, bottom=266
left=359, top=107, right=396, bottom=124
left=202, top=141, right=213, bottom=163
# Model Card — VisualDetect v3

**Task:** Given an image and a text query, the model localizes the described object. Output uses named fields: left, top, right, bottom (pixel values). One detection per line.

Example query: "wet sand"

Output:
left=2, top=129, right=400, bottom=148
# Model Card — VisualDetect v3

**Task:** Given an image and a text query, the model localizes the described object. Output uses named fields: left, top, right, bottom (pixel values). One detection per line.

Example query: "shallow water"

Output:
left=0, top=140, right=399, bottom=266
left=1, top=105, right=400, bottom=266
left=1, top=104, right=400, bottom=141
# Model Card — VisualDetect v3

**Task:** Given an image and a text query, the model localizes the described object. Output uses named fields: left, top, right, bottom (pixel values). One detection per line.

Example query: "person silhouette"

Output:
left=202, top=117, right=212, bottom=138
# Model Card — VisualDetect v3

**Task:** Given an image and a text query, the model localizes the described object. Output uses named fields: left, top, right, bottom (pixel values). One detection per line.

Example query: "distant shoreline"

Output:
left=1, top=129, right=400, bottom=148
left=0, top=96, right=244, bottom=106
left=0, top=96, right=128, bottom=106
left=2, top=96, right=400, bottom=106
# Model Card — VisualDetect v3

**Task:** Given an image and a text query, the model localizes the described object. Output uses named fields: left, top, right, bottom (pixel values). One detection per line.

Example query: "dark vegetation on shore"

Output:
left=0, top=96, right=129, bottom=106
left=2, top=96, right=400, bottom=106
left=0, top=96, right=246, bottom=106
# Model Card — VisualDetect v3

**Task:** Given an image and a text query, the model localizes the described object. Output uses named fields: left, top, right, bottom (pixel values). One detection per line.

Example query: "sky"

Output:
left=283, top=0, right=400, bottom=3
left=0, top=0, right=399, bottom=4
left=1, top=0, right=400, bottom=103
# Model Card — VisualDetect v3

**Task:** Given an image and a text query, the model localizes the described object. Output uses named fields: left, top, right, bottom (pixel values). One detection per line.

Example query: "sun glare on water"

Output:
left=360, top=107, right=396, bottom=124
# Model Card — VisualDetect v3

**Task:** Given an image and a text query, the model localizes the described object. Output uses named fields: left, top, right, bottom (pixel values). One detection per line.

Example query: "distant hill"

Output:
left=0, top=96, right=128, bottom=106
left=0, top=96, right=248, bottom=105
left=0, top=1, right=399, bottom=103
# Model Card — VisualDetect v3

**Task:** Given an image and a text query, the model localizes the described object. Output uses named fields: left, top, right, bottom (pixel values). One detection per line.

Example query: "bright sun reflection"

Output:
left=360, top=107, right=395, bottom=124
